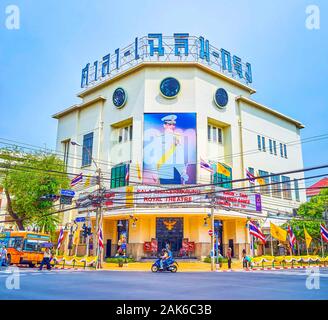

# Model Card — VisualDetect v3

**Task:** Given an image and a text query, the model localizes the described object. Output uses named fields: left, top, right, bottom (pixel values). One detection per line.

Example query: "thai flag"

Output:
left=320, top=224, right=328, bottom=243
left=98, top=226, right=104, bottom=249
left=249, top=220, right=266, bottom=244
left=57, top=228, right=64, bottom=250
left=71, top=173, right=83, bottom=187
left=246, top=169, right=256, bottom=184
left=288, top=225, right=296, bottom=250
left=125, top=164, right=130, bottom=183
left=200, top=158, right=214, bottom=173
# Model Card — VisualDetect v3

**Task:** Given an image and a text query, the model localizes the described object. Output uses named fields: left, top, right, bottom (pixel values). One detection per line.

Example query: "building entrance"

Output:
left=156, top=217, right=183, bottom=256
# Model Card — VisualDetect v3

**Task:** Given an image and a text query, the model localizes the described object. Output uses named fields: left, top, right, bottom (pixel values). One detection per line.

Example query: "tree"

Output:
left=0, top=149, right=70, bottom=232
left=289, top=188, right=328, bottom=250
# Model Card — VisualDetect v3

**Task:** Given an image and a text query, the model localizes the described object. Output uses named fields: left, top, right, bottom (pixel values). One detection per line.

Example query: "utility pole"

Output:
left=95, top=167, right=103, bottom=269
left=209, top=197, right=215, bottom=272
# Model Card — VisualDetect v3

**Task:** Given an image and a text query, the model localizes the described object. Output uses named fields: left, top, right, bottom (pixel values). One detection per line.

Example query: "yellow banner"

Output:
left=73, top=229, right=80, bottom=246
left=304, top=227, right=312, bottom=249
left=136, top=162, right=142, bottom=180
left=126, top=186, right=134, bottom=208
left=270, top=222, right=287, bottom=242
left=217, top=163, right=230, bottom=177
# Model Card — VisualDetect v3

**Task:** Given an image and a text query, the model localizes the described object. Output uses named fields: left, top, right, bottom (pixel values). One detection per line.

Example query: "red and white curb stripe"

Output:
left=250, top=265, right=325, bottom=271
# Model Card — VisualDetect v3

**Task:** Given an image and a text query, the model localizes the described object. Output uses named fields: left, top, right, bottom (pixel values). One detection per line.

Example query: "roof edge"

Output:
left=236, top=96, right=305, bottom=129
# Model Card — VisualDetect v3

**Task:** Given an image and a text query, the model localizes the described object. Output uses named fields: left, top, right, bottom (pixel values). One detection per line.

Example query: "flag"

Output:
left=249, top=221, right=266, bottom=244
left=200, top=158, right=214, bottom=173
left=136, top=162, right=142, bottom=180
left=84, top=176, right=91, bottom=188
left=304, top=227, right=312, bottom=249
left=125, top=164, right=130, bottom=183
left=257, top=175, right=266, bottom=186
left=71, top=173, right=83, bottom=187
left=246, top=169, right=256, bottom=184
left=57, top=227, right=64, bottom=250
left=288, top=225, right=296, bottom=250
left=320, top=224, right=328, bottom=243
left=73, top=229, right=80, bottom=246
left=217, top=162, right=230, bottom=177
left=98, top=226, right=104, bottom=249
left=270, top=222, right=287, bottom=242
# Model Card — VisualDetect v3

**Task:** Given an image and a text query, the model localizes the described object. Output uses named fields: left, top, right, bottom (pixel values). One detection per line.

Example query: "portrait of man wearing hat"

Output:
left=143, top=113, right=197, bottom=185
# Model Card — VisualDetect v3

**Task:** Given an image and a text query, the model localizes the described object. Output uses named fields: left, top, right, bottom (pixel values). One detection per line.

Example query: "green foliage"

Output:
left=289, top=188, right=328, bottom=241
left=0, top=149, right=69, bottom=232
left=203, top=256, right=228, bottom=263
left=105, top=257, right=135, bottom=263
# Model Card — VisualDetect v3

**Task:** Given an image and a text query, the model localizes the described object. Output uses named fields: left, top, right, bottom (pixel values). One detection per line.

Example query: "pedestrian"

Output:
left=0, top=246, right=7, bottom=268
left=39, top=247, right=52, bottom=271
left=242, top=249, right=248, bottom=269
left=227, top=247, right=232, bottom=269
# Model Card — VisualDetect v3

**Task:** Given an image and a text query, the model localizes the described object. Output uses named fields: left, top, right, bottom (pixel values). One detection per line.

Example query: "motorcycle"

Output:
left=151, top=257, right=178, bottom=273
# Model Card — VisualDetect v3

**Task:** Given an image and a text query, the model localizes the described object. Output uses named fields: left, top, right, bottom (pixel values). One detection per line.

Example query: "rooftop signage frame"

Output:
left=80, top=33, right=253, bottom=89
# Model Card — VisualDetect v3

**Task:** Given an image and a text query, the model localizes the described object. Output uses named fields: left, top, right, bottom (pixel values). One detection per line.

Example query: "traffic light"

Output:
left=82, top=224, right=88, bottom=238
left=40, top=194, right=59, bottom=202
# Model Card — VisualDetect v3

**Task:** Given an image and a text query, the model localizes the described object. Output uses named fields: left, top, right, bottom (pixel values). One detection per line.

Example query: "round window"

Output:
left=214, top=88, right=228, bottom=108
left=160, top=77, right=180, bottom=98
left=113, top=88, right=127, bottom=108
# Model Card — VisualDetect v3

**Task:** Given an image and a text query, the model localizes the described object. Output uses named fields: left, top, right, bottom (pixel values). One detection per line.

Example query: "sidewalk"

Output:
left=101, top=259, right=243, bottom=272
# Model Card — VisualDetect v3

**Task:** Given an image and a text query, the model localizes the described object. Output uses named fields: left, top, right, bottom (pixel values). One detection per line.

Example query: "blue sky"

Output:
left=0, top=0, right=327, bottom=183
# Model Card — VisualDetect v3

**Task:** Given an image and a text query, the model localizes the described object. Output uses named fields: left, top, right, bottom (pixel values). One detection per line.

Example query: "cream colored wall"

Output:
left=55, top=64, right=306, bottom=228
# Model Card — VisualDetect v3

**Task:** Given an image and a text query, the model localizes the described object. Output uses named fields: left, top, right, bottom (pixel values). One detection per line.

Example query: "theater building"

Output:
left=53, top=34, right=306, bottom=260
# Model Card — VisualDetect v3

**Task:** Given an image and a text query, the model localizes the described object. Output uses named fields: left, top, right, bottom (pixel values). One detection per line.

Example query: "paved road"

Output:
left=0, top=267, right=327, bottom=300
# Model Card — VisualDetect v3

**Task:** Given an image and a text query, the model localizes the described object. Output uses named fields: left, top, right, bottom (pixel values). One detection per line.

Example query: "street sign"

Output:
left=60, top=189, right=75, bottom=197
left=208, top=229, right=213, bottom=236
left=60, top=195, right=73, bottom=205
left=75, top=217, right=86, bottom=223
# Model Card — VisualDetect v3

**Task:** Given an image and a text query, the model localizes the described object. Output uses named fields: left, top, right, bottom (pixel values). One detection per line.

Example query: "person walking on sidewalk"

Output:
left=39, top=248, right=52, bottom=271
left=0, top=246, right=7, bottom=268
left=226, top=247, right=232, bottom=269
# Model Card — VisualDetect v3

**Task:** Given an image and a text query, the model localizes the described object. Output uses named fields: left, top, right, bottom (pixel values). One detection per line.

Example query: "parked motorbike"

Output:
left=151, top=257, right=178, bottom=272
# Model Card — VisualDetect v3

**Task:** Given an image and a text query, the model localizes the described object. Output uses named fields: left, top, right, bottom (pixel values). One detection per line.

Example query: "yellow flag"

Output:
left=217, top=163, right=230, bottom=177
left=136, top=162, right=142, bottom=180
left=126, top=186, right=134, bottom=208
left=304, top=227, right=312, bottom=249
left=257, top=177, right=265, bottom=185
left=73, top=229, right=80, bottom=246
left=270, top=222, right=287, bottom=242
left=84, top=176, right=91, bottom=187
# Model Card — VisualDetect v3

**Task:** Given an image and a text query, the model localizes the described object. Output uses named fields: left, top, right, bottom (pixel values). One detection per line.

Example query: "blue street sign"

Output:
left=75, top=217, right=86, bottom=223
left=60, top=189, right=75, bottom=197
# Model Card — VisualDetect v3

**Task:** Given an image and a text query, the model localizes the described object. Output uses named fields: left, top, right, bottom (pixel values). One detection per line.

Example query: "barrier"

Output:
left=51, top=255, right=97, bottom=270
left=251, top=255, right=328, bottom=270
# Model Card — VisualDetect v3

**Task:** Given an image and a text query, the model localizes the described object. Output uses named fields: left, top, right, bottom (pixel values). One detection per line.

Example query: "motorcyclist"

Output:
left=159, top=248, right=169, bottom=270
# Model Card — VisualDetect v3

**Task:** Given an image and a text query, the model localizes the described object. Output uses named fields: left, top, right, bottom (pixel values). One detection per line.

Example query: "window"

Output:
left=212, top=163, right=232, bottom=189
left=208, top=125, right=223, bottom=144
left=207, top=125, right=211, bottom=141
left=262, top=137, right=266, bottom=152
left=111, top=163, right=129, bottom=188
left=281, top=176, right=292, bottom=200
left=118, top=125, right=133, bottom=143
left=273, top=141, right=277, bottom=155
left=280, top=143, right=283, bottom=157
left=294, top=179, right=300, bottom=202
left=82, top=132, right=93, bottom=167
left=269, top=139, right=273, bottom=154
left=271, top=174, right=281, bottom=198
left=283, top=144, right=287, bottom=158
left=258, top=170, right=270, bottom=195
left=257, top=135, right=261, bottom=151
left=62, top=139, right=70, bottom=167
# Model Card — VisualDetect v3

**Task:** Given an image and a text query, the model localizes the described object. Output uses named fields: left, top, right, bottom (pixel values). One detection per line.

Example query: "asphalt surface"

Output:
left=0, top=267, right=327, bottom=300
